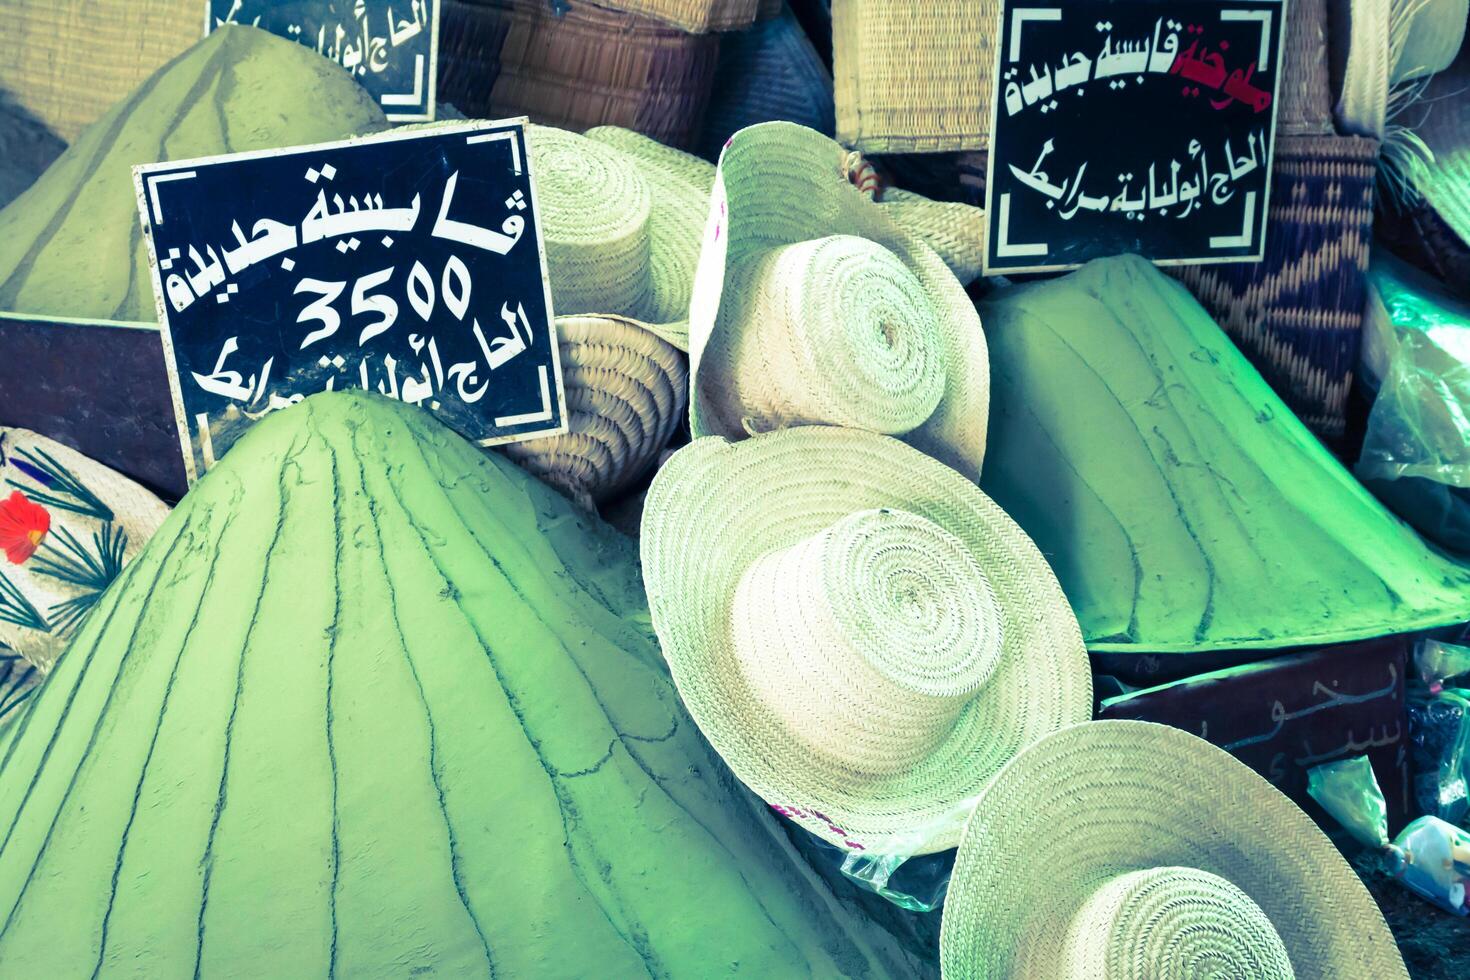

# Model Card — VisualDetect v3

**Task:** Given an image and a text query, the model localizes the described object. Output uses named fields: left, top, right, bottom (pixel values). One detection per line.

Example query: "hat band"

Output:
left=1051, top=867, right=1295, bottom=980
left=709, top=235, right=947, bottom=439
left=730, top=508, right=1003, bottom=775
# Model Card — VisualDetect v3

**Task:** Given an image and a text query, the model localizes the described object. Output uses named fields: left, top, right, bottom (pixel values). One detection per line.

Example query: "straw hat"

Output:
left=940, top=720, right=1408, bottom=979
left=640, top=426, right=1092, bottom=854
left=507, top=125, right=707, bottom=502
left=689, top=122, right=989, bottom=482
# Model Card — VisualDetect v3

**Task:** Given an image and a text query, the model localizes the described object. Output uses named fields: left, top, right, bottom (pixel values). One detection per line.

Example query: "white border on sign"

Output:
left=132, top=116, right=566, bottom=486
left=981, top=0, right=1289, bottom=276
left=202, top=1, right=441, bottom=122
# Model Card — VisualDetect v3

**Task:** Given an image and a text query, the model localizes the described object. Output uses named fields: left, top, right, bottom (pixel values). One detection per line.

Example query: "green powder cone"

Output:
left=0, top=25, right=387, bottom=322
left=978, top=254, right=1470, bottom=653
left=0, top=391, right=926, bottom=978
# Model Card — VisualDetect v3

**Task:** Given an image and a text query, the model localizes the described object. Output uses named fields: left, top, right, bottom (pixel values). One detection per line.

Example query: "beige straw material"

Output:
left=527, top=124, right=710, bottom=348
left=584, top=0, right=763, bottom=33
left=585, top=126, right=715, bottom=336
left=641, top=427, right=1091, bottom=853
left=1395, top=0, right=1468, bottom=83
left=532, top=127, right=655, bottom=320
left=878, top=188, right=985, bottom=286
left=833, top=1, right=997, bottom=153
left=0, top=1, right=198, bottom=142
left=689, top=122, right=989, bottom=482
left=503, top=315, right=687, bottom=506
left=940, top=720, right=1408, bottom=980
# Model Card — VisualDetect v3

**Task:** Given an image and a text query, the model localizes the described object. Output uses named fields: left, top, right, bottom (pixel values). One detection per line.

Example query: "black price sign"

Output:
left=985, top=0, right=1286, bottom=274
left=208, top=0, right=439, bottom=121
left=135, top=119, right=565, bottom=484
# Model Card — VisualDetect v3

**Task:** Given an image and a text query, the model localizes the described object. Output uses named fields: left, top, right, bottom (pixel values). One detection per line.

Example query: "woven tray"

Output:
left=440, top=0, right=720, bottom=150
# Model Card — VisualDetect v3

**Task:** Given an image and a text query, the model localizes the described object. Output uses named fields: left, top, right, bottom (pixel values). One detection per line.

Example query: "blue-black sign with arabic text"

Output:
left=985, top=0, right=1286, bottom=274
left=135, top=119, right=565, bottom=485
left=208, top=0, right=439, bottom=121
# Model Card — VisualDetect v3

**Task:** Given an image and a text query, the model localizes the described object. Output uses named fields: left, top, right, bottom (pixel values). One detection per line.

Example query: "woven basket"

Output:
left=0, top=0, right=198, bottom=142
left=440, top=0, right=720, bottom=150
left=502, top=315, right=688, bottom=507
left=1172, top=134, right=1379, bottom=447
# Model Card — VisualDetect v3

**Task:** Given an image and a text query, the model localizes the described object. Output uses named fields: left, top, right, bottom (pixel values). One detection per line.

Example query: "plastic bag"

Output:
left=789, top=801, right=976, bottom=911
left=1309, top=755, right=1470, bottom=915
left=1408, top=640, right=1470, bottom=826
left=1357, top=253, right=1470, bottom=489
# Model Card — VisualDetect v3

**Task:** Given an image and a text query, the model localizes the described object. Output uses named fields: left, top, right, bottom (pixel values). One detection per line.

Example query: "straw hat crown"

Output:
left=1056, top=867, right=1295, bottom=979
left=732, top=508, right=1004, bottom=774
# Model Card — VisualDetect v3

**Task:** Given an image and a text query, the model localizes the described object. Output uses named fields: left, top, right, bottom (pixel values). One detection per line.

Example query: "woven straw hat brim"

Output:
left=939, top=720, right=1408, bottom=980
left=688, top=121, right=989, bottom=482
left=530, top=125, right=711, bottom=349
left=641, top=427, right=1091, bottom=854
left=585, top=126, right=716, bottom=348
left=504, top=315, right=687, bottom=505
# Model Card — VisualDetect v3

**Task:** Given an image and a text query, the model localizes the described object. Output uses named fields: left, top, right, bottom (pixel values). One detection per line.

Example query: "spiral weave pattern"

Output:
left=529, top=127, right=654, bottom=321
left=1055, top=867, right=1295, bottom=980
left=940, top=720, right=1408, bottom=979
left=710, top=236, right=947, bottom=437
left=731, top=509, right=1002, bottom=774
left=504, top=315, right=687, bottom=505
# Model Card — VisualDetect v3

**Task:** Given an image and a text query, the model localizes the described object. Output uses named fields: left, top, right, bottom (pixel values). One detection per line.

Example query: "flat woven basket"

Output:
left=1172, top=134, right=1379, bottom=449
left=0, top=0, right=198, bottom=142
left=441, top=0, right=720, bottom=150
left=833, top=0, right=1332, bottom=153
left=833, top=0, right=996, bottom=153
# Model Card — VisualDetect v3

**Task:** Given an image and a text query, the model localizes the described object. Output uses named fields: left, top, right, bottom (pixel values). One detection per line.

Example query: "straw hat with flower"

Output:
left=640, top=426, right=1091, bottom=853
left=940, top=720, right=1408, bottom=979
left=688, top=121, right=990, bottom=482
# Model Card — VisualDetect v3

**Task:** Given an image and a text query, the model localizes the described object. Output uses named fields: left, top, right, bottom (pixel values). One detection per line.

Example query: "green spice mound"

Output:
left=0, top=391, right=924, bottom=979
left=978, top=254, right=1470, bottom=653
left=0, top=25, right=387, bottom=322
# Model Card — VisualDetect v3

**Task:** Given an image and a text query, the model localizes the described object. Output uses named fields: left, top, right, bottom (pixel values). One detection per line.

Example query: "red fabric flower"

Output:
left=0, top=491, right=49, bottom=564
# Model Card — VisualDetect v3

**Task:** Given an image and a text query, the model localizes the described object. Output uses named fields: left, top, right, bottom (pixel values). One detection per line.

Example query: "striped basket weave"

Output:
left=1172, top=135, right=1380, bottom=447
left=440, top=0, right=720, bottom=150
left=697, top=3, right=835, bottom=160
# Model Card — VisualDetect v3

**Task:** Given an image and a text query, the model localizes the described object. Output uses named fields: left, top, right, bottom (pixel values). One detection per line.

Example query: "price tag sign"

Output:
left=135, top=118, right=565, bottom=485
left=985, top=0, right=1286, bottom=274
left=208, top=0, right=440, bottom=122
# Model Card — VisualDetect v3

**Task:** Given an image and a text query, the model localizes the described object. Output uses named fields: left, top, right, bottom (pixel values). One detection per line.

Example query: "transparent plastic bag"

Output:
left=1357, top=254, right=1470, bottom=489
left=1309, top=755, right=1470, bottom=915
left=786, top=801, right=975, bottom=911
